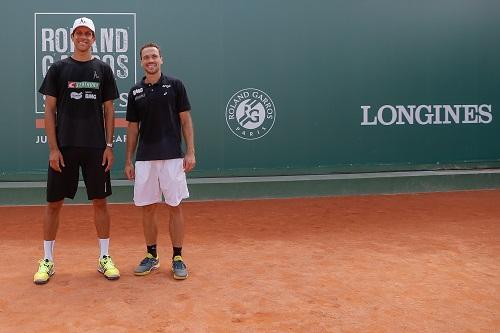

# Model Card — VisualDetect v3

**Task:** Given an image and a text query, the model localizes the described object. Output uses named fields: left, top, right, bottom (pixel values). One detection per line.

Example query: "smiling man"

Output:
left=125, top=43, right=195, bottom=280
left=35, top=17, right=120, bottom=284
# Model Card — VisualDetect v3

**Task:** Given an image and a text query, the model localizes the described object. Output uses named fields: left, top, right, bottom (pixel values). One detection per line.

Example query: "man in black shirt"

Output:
left=125, top=42, right=195, bottom=280
left=34, top=17, right=120, bottom=284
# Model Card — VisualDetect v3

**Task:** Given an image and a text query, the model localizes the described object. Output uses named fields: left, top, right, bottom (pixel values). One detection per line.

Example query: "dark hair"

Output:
left=140, top=42, right=162, bottom=59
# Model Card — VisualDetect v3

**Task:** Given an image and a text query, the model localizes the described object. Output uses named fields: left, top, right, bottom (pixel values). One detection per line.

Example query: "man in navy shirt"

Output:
left=125, top=43, right=195, bottom=280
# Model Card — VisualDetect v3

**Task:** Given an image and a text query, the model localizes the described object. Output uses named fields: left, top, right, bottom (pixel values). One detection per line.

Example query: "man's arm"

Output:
left=102, top=100, right=115, bottom=172
left=179, top=111, right=195, bottom=172
left=125, top=121, right=139, bottom=180
left=44, top=95, right=65, bottom=172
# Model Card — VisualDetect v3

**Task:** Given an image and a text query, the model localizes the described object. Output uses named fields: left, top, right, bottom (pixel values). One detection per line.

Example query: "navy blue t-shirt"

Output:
left=126, top=74, right=191, bottom=161
left=38, top=57, right=119, bottom=148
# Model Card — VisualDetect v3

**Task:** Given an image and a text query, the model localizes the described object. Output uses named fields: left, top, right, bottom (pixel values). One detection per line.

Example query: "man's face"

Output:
left=141, top=47, right=163, bottom=75
left=71, top=26, right=95, bottom=53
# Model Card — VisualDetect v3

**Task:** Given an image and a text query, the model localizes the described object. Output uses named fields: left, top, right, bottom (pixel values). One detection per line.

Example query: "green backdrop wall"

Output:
left=1, top=0, right=499, bottom=181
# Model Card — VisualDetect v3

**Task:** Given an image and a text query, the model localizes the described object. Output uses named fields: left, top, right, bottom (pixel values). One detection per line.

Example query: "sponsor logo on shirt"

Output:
left=70, top=92, right=83, bottom=100
left=85, top=92, right=97, bottom=100
left=134, top=93, right=145, bottom=101
left=68, top=81, right=100, bottom=89
left=162, top=84, right=171, bottom=95
left=132, top=87, right=143, bottom=96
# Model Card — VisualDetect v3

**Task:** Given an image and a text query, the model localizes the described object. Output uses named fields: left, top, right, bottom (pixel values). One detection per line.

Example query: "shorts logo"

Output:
left=225, top=88, right=276, bottom=140
left=70, top=92, right=83, bottom=100
left=67, top=81, right=100, bottom=89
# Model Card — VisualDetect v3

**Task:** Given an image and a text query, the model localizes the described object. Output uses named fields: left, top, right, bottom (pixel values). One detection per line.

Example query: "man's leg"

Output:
left=158, top=158, right=189, bottom=280
left=133, top=161, right=163, bottom=275
left=168, top=204, right=184, bottom=249
left=134, top=204, right=161, bottom=276
left=35, top=147, right=79, bottom=285
left=44, top=200, right=64, bottom=242
left=168, top=204, right=188, bottom=280
left=93, top=198, right=110, bottom=239
left=34, top=200, right=63, bottom=285
left=43, top=199, right=64, bottom=261
left=142, top=203, right=158, bottom=246
left=93, top=198, right=120, bottom=280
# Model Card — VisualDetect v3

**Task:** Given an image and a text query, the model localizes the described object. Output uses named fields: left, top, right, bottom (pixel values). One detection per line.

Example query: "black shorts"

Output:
left=47, top=147, right=112, bottom=202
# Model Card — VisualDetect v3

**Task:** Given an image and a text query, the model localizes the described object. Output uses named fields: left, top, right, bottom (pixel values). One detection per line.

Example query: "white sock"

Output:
left=43, top=240, right=55, bottom=261
left=99, top=238, right=110, bottom=258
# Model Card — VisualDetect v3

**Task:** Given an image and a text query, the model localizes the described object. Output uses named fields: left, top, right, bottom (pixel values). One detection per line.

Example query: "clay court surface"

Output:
left=0, top=190, right=499, bottom=332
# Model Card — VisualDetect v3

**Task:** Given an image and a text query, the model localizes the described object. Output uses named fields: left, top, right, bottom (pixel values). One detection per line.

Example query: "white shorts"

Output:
left=133, top=159, right=189, bottom=207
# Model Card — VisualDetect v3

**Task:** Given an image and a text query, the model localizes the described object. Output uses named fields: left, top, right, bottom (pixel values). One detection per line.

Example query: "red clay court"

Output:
left=0, top=190, right=499, bottom=332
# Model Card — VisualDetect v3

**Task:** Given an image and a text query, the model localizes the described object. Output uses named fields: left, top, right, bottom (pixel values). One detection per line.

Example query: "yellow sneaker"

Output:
left=34, top=259, right=54, bottom=285
left=98, top=255, right=120, bottom=280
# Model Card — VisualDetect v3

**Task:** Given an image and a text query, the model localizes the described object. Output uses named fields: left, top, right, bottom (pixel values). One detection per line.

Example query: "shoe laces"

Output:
left=172, top=257, right=186, bottom=270
left=101, top=255, right=116, bottom=269
left=140, top=256, right=156, bottom=266
left=38, top=259, right=52, bottom=273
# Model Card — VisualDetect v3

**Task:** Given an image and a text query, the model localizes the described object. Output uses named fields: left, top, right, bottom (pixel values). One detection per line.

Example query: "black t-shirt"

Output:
left=39, top=57, right=119, bottom=148
left=126, top=74, right=191, bottom=161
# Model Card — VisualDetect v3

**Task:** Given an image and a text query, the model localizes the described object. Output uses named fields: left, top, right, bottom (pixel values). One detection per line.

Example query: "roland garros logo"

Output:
left=225, top=88, right=276, bottom=140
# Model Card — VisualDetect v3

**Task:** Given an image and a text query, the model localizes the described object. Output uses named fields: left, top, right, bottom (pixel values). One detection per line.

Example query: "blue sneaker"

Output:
left=172, top=255, right=188, bottom=280
left=134, top=253, right=160, bottom=276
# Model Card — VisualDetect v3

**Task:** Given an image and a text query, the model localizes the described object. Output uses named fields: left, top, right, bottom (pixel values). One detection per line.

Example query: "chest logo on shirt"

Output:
left=132, top=87, right=143, bottom=96
left=133, top=87, right=146, bottom=101
left=68, top=81, right=100, bottom=89
left=85, top=92, right=97, bottom=100
left=70, top=92, right=83, bottom=100
left=134, top=93, right=146, bottom=101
